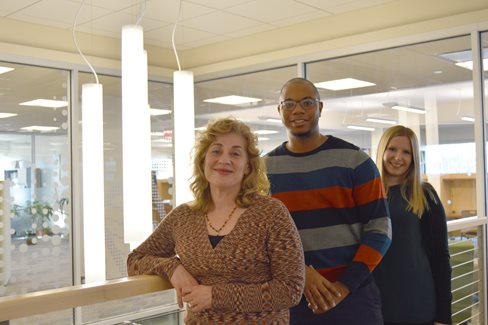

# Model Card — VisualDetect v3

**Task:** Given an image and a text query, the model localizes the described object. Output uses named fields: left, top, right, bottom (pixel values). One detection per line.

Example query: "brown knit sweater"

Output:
left=127, top=195, right=305, bottom=324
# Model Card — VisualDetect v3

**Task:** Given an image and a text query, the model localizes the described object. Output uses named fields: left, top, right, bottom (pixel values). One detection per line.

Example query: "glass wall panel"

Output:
left=0, top=61, right=72, bottom=323
left=306, top=36, right=476, bottom=221
left=194, top=66, right=298, bottom=154
left=77, top=72, right=177, bottom=323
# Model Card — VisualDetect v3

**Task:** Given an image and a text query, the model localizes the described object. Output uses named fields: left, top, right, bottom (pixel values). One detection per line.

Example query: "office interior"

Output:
left=0, top=0, right=487, bottom=324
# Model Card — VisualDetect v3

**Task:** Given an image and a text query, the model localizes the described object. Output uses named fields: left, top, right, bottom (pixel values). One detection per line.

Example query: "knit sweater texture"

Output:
left=127, top=195, right=305, bottom=324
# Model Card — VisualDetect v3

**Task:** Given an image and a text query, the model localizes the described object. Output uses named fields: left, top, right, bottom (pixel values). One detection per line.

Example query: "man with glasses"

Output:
left=265, top=77, right=391, bottom=324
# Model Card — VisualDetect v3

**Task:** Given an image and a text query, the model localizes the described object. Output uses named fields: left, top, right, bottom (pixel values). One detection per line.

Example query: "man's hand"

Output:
left=304, top=265, right=350, bottom=314
left=170, top=265, right=199, bottom=308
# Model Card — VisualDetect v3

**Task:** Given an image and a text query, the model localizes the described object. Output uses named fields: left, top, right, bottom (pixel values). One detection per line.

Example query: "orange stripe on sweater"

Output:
left=273, top=187, right=354, bottom=212
left=352, top=245, right=383, bottom=272
left=353, top=178, right=386, bottom=206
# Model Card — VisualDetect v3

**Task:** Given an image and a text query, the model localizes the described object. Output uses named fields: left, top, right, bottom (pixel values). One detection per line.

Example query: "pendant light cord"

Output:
left=135, top=0, right=147, bottom=25
left=72, top=0, right=99, bottom=84
left=171, top=0, right=183, bottom=71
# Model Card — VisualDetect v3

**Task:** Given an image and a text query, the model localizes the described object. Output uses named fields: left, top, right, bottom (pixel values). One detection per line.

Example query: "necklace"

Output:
left=205, top=206, right=238, bottom=235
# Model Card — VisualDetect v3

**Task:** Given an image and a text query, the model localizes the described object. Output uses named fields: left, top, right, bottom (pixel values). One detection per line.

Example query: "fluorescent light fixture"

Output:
left=391, top=105, right=426, bottom=114
left=347, top=125, right=375, bottom=131
left=455, top=59, right=488, bottom=71
left=0, top=66, right=14, bottom=75
left=365, top=117, right=397, bottom=125
left=21, top=125, right=60, bottom=132
left=258, top=115, right=282, bottom=123
left=315, top=78, right=376, bottom=91
left=150, top=108, right=171, bottom=116
left=204, top=95, right=262, bottom=105
left=254, top=130, right=278, bottom=135
left=19, top=99, right=68, bottom=108
left=258, top=137, right=270, bottom=141
left=195, top=126, right=207, bottom=131
left=82, top=83, right=106, bottom=283
left=0, top=113, right=17, bottom=119
left=174, top=70, right=195, bottom=206
left=122, top=24, right=152, bottom=250
left=461, top=115, right=475, bottom=122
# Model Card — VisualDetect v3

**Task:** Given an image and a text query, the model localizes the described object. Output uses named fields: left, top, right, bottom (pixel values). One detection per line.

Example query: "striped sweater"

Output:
left=265, top=136, right=391, bottom=293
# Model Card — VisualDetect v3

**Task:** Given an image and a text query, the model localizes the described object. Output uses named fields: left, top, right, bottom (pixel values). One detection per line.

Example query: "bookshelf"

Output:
left=440, top=173, right=476, bottom=219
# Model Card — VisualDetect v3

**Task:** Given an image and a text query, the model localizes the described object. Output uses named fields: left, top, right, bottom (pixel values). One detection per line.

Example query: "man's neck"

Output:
left=286, top=133, right=327, bottom=153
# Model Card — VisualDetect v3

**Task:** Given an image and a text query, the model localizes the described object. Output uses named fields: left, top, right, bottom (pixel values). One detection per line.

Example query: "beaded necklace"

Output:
left=205, top=206, right=238, bottom=235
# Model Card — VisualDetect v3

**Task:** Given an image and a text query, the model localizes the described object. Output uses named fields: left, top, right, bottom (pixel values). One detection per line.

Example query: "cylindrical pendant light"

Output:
left=82, top=83, right=106, bottom=282
left=122, top=25, right=152, bottom=249
left=173, top=70, right=195, bottom=206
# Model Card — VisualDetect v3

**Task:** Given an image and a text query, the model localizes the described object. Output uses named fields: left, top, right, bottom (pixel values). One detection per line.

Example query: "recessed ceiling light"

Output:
left=461, top=115, right=475, bottom=122
left=150, top=108, right=171, bottom=116
left=0, top=112, right=17, bottom=119
left=204, top=95, right=262, bottom=105
left=258, top=115, right=281, bottom=123
left=21, top=125, right=60, bottom=132
left=365, top=117, right=397, bottom=125
left=0, top=66, right=14, bottom=75
left=391, top=105, right=426, bottom=114
left=347, top=125, right=375, bottom=131
left=254, top=130, right=278, bottom=135
left=315, top=78, right=376, bottom=91
left=19, top=99, right=68, bottom=108
left=455, top=59, right=488, bottom=71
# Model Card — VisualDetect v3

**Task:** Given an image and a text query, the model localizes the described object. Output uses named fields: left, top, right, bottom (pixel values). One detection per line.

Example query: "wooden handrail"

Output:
left=0, top=275, right=172, bottom=321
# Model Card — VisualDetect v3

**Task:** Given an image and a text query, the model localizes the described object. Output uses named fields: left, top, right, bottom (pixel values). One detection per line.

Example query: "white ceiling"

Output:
left=0, top=0, right=481, bottom=157
left=0, top=0, right=395, bottom=50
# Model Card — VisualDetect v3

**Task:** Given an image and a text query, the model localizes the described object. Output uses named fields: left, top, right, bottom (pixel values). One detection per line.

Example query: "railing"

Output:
left=0, top=217, right=485, bottom=323
left=0, top=275, right=172, bottom=322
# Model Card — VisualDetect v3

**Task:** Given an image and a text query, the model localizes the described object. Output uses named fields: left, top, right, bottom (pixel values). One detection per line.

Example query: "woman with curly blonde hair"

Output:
left=128, top=117, right=305, bottom=324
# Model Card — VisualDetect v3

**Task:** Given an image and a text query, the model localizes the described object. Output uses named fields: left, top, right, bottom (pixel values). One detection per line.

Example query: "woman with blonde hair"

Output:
left=374, top=125, right=452, bottom=325
left=127, top=117, right=304, bottom=324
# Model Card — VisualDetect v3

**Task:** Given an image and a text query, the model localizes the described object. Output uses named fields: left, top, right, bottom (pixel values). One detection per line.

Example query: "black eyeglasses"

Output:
left=279, top=98, right=320, bottom=111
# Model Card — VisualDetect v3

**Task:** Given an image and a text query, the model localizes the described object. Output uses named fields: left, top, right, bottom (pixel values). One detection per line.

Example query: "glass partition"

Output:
left=306, top=35, right=476, bottom=221
left=0, top=62, right=72, bottom=321
left=77, top=72, right=176, bottom=323
left=194, top=66, right=297, bottom=154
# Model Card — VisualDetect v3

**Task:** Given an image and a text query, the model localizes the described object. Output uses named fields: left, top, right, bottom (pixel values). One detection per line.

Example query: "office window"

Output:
left=77, top=72, right=176, bottom=323
left=0, top=62, right=72, bottom=322
left=194, top=66, right=297, bottom=154
left=306, top=35, right=476, bottom=221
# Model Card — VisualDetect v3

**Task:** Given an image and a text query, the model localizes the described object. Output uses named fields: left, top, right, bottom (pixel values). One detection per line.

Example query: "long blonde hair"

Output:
left=376, top=125, right=428, bottom=218
left=189, top=117, right=270, bottom=213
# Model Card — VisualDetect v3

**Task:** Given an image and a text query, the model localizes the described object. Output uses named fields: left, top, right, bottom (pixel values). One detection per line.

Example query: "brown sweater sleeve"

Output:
left=212, top=200, right=305, bottom=312
left=126, top=206, right=182, bottom=280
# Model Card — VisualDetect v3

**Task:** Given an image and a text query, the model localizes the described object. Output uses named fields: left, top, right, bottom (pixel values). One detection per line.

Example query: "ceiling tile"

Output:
left=183, top=11, right=262, bottom=35
left=9, top=0, right=111, bottom=27
left=143, top=0, right=215, bottom=23
left=225, top=0, right=323, bottom=22
left=271, top=11, right=331, bottom=27
left=295, top=0, right=394, bottom=14
left=145, top=24, right=219, bottom=46
left=185, top=0, right=255, bottom=10
left=0, top=0, right=40, bottom=17
left=226, top=24, right=276, bottom=38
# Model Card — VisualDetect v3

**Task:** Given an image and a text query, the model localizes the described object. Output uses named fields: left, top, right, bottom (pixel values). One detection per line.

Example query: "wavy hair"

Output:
left=189, top=117, right=270, bottom=213
left=376, top=125, right=429, bottom=218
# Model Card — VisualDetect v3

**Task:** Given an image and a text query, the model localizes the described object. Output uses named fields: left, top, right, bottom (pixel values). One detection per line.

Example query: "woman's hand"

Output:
left=170, top=265, right=199, bottom=308
left=182, top=285, right=213, bottom=312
